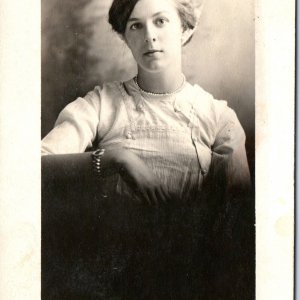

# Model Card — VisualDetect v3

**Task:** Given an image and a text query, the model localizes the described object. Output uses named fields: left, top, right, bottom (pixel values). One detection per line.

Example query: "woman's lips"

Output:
left=144, top=50, right=163, bottom=57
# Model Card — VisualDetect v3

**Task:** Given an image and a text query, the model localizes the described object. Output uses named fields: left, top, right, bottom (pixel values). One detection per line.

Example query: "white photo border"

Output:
left=0, top=0, right=295, bottom=298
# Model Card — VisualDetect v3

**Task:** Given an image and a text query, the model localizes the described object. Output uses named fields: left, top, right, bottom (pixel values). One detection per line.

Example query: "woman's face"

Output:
left=124, top=0, right=183, bottom=73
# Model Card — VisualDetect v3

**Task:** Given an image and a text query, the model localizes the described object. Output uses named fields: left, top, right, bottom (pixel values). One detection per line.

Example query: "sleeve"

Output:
left=211, top=107, right=251, bottom=193
left=201, top=108, right=254, bottom=294
left=41, top=87, right=102, bottom=155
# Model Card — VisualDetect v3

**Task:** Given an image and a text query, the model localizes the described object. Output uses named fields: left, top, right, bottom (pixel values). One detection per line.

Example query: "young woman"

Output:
left=42, top=0, right=253, bottom=298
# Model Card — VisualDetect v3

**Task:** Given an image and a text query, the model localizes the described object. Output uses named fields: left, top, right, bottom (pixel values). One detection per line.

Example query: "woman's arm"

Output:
left=212, top=108, right=251, bottom=194
left=207, top=107, right=254, bottom=288
left=205, top=106, right=253, bottom=250
left=41, top=147, right=142, bottom=182
left=42, top=93, right=101, bottom=155
left=42, top=152, right=101, bottom=182
left=42, top=85, right=169, bottom=205
left=42, top=147, right=170, bottom=206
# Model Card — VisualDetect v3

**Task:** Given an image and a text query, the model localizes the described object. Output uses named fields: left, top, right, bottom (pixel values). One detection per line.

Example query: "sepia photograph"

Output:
left=41, top=0, right=255, bottom=299
left=0, top=0, right=295, bottom=299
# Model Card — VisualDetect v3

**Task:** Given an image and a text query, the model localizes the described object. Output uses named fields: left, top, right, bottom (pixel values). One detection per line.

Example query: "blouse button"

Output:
left=137, top=103, right=144, bottom=112
left=174, top=104, right=181, bottom=112
left=126, top=132, right=133, bottom=139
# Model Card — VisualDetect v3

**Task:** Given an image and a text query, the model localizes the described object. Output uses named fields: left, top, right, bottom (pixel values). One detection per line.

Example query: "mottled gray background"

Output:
left=42, top=0, right=254, bottom=176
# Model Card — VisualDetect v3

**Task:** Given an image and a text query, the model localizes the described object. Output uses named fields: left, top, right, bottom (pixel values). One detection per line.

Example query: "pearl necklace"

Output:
left=133, top=74, right=186, bottom=96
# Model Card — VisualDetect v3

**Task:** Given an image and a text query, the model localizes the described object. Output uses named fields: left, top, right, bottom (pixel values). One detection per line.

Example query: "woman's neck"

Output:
left=136, top=67, right=184, bottom=95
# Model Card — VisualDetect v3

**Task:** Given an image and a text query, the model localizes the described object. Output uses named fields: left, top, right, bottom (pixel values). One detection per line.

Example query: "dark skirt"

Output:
left=42, top=178, right=254, bottom=300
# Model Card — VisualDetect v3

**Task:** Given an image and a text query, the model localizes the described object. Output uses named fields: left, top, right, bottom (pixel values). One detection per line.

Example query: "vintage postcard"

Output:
left=0, top=0, right=295, bottom=299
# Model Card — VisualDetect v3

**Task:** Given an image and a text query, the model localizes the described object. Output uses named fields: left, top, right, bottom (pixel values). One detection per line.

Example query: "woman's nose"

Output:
left=144, top=24, right=157, bottom=43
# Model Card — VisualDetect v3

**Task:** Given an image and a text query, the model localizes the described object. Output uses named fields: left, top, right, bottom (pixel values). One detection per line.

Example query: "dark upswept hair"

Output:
left=108, top=0, right=199, bottom=44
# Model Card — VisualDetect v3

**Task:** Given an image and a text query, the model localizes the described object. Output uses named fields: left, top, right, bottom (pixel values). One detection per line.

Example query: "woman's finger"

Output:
left=160, top=186, right=172, bottom=202
left=147, top=189, right=159, bottom=207
left=155, top=187, right=168, bottom=204
left=140, top=189, right=152, bottom=206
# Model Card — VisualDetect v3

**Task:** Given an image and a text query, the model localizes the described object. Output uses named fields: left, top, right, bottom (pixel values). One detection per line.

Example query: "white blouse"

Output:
left=42, top=78, right=251, bottom=200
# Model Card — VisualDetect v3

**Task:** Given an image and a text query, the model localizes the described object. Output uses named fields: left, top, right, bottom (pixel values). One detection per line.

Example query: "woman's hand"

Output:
left=104, top=146, right=170, bottom=206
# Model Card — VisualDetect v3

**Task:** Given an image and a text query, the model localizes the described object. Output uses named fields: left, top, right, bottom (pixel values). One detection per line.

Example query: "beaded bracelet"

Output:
left=92, top=148, right=105, bottom=178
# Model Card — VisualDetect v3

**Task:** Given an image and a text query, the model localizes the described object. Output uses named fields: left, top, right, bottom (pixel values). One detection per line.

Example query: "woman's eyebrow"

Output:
left=127, top=17, right=139, bottom=23
left=128, top=11, right=169, bottom=23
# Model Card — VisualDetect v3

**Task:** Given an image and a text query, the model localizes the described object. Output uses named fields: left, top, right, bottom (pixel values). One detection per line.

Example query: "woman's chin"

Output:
left=140, top=63, right=164, bottom=72
left=138, top=61, right=171, bottom=74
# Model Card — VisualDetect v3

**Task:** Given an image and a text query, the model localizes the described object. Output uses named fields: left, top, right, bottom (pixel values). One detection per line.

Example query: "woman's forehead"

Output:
left=129, top=0, right=178, bottom=19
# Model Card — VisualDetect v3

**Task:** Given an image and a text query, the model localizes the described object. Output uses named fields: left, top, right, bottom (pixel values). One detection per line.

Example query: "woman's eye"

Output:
left=156, top=18, right=168, bottom=26
left=130, top=23, right=142, bottom=30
